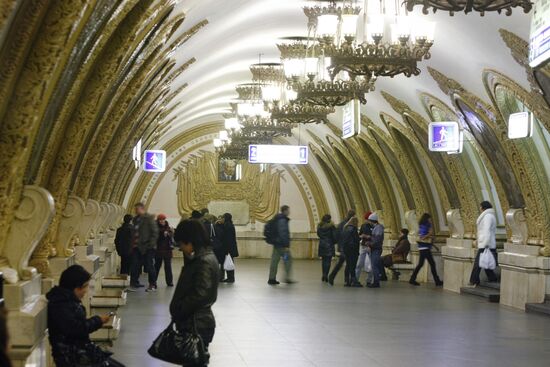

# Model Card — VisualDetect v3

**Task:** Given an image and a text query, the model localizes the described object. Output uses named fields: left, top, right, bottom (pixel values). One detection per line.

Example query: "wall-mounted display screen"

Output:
left=248, top=145, right=308, bottom=165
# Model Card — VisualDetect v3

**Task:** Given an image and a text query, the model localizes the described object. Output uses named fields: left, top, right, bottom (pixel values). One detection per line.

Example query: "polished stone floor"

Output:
left=112, top=259, right=550, bottom=367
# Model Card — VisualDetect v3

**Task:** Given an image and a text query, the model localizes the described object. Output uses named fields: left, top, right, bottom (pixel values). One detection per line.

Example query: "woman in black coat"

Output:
left=220, top=213, right=239, bottom=283
left=341, top=217, right=360, bottom=287
left=170, top=219, right=219, bottom=363
left=317, top=214, right=336, bottom=282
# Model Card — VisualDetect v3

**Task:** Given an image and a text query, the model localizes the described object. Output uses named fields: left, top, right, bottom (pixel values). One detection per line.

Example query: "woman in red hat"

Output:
left=155, top=214, right=174, bottom=287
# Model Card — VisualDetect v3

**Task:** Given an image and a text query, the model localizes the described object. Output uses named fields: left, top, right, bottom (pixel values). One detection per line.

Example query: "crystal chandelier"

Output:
left=278, top=36, right=375, bottom=107
left=304, top=0, right=435, bottom=79
left=404, top=0, right=532, bottom=16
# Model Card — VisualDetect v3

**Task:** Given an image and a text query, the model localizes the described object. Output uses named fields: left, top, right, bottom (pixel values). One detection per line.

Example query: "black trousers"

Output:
left=154, top=255, right=173, bottom=285
left=470, top=248, right=498, bottom=285
left=329, top=253, right=347, bottom=282
left=220, top=254, right=235, bottom=282
left=321, top=256, right=332, bottom=278
left=130, top=249, right=157, bottom=286
left=120, top=255, right=131, bottom=275
left=410, top=249, right=441, bottom=283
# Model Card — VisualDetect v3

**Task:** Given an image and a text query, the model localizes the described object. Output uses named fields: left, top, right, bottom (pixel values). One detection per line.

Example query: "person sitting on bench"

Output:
left=381, top=228, right=411, bottom=280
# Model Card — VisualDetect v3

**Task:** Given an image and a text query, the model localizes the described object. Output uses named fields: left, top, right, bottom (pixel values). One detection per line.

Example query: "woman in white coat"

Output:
left=469, top=201, right=498, bottom=285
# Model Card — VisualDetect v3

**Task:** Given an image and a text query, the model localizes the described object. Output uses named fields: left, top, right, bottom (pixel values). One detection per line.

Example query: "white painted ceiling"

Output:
left=161, top=0, right=532, bottom=143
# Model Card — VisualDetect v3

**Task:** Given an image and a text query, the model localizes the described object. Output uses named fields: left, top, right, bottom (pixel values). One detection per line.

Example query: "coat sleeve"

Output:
left=148, top=217, right=159, bottom=250
left=170, top=263, right=214, bottom=321
left=51, top=303, right=103, bottom=339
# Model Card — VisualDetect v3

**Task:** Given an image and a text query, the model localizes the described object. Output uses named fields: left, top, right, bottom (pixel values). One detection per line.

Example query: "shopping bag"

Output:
left=364, top=253, right=372, bottom=273
left=224, top=254, right=235, bottom=271
left=479, top=248, right=496, bottom=270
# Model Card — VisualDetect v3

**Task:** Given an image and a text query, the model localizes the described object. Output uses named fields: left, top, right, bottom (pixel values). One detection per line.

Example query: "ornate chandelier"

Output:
left=404, top=0, right=532, bottom=16
left=278, top=36, right=375, bottom=107
left=303, top=0, right=435, bottom=79
left=270, top=100, right=334, bottom=124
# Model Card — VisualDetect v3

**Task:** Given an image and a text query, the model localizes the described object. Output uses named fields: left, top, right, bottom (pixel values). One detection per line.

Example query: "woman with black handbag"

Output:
left=150, top=219, right=219, bottom=366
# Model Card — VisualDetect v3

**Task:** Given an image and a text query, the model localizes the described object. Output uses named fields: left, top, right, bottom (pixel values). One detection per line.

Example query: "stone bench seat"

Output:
left=102, top=275, right=130, bottom=288
left=90, top=316, right=121, bottom=342
left=90, top=290, right=127, bottom=307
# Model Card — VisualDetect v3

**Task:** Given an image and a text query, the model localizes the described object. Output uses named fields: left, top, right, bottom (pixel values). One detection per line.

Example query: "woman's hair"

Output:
left=418, top=213, right=431, bottom=226
left=0, top=308, right=11, bottom=367
left=480, top=201, right=493, bottom=210
left=400, top=228, right=410, bottom=236
left=123, top=214, right=133, bottom=224
left=174, top=219, right=211, bottom=249
left=223, top=213, right=233, bottom=223
left=321, top=214, right=331, bottom=223
left=59, top=265, right=91, bottom=290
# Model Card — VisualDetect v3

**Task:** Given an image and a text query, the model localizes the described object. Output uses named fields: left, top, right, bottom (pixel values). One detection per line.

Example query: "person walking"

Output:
left=469, top=201, right=498, bottom=286
left=409, top=213, right=443, bottom=287
left=342, top=217, right=361, bottom=287
left=170, top=220, right=219, bottom=365
left=268, top=205, right=295, bottom=285
left=46, top=265, right=123, bottom=367
left=154, top=214, right=174, bottom=287
left=355, top=212, right=373, bottom=286
left=130, top=203, right=159, bottom=292
left=328, top=209, right=356, bottom=286
left=367, top=213, right=385, bottom=288
left=317, top=214, right=336, bottom=282
left=220, top=213, right=238, bottom=283
left=382, top=228, right=411, bottom=280
left=114, top=214, right=133, bottom=275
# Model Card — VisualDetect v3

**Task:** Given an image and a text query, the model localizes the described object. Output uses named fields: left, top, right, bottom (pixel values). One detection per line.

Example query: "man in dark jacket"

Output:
left=268, top=205, right=294, bottom=285
left=130, top=203, right=159, bottom=292
left=114, top=214, right=133, bottom=275
left=328, top=209, right=356, bottom=286
left=367, top=212, right=385, bottom=288
left=46, top=265, right=118, bottom=367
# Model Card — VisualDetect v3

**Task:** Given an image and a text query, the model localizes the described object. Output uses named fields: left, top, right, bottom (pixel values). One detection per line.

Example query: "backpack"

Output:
left=263, top=217, right=278, bottom=245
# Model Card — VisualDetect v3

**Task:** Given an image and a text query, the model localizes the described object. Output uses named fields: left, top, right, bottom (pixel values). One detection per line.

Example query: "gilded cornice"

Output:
left=92, top=61, right=179, bottom=201
left=429, top=67, right=547, bottom=248
left=483, top=69, right=550, bottom=248
left=0, top=0, right=98, bottom=273
left=36, top=0, right=161, bottom=269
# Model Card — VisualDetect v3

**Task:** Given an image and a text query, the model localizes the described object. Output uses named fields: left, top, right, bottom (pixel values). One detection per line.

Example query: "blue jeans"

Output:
left=370, top=249, right=382, bottom=286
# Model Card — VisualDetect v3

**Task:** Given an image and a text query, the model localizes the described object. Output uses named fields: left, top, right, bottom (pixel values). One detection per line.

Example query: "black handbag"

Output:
left=148, top=317, right=209, bottom=365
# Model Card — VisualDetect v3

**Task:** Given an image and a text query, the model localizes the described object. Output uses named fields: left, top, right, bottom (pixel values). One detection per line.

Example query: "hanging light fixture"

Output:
left=303, top=0, right=435, bottom=79
left=405, top=0, right=532, bottom=15
left=278, top=36, right=375, bottom=107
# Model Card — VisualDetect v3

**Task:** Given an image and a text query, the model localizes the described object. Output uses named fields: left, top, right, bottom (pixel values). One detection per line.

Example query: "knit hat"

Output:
left=157, top=213, right=167, bottom=220
left=368, top=213, right=379, bottom=222
left=364, top=211, right=372, bottom=220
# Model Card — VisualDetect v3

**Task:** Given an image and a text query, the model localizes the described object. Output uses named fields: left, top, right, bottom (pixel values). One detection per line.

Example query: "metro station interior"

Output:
left=1, top=0, right=550, bottom=366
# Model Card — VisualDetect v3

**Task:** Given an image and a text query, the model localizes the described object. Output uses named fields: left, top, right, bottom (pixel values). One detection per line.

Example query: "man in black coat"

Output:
left=46, top=265, right=120, bottom=367
left=268, top=205, right=294, bottom=285
left=114, top=214, right=133, bottom=275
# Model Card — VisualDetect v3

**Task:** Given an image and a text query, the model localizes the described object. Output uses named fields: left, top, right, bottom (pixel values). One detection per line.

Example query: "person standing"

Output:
left=355, top=212, right=373, bottom=286
left=367, top=213, right=384, bottom=288
left=212, top=215, right=226, bottom=281
left=328, top=209, right=356, bottom=286
left=268, top=205, right=294, bottom=285
left=469, top=201, right=498, bottom=286
left=130, top=203, right=159, bottom=292
left=317, top=214, right=336, bottom=282
left=154, top=214, right=174, bottom=287
left=409, top=213, right=443, bottom=287
left=114, top=214, right=133, bottom=275
left=170, top=220, right=219, bottom=363
left=221, top=213, right=239, bottom=283
left=342, top=217, right=361, bottom=287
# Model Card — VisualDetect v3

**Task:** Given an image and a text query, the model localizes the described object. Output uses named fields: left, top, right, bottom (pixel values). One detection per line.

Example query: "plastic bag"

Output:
left=224, top=255, right=235, bottom=271
left=479, top=248, right=496, bottom=270
left=364, top=253, right=372, bottom=273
